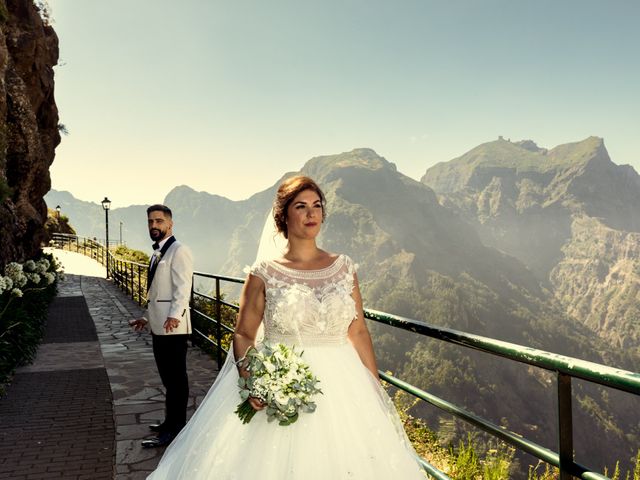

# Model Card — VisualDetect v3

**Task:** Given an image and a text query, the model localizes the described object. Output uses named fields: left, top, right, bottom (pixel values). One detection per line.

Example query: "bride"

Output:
left=148, top=176, right=425, bottom=479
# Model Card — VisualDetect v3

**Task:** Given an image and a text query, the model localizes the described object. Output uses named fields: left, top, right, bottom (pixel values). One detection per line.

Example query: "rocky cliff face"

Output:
left=422, top=137, right=640, bottom=350
left=551, top=216, right=640, bottom=349
left=0, top=0, right=59, bottom=267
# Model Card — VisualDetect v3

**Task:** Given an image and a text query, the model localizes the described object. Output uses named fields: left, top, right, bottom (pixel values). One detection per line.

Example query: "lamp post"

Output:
left=101, top=197, right=111, bottom=278
left=55, top=205, right=61, bottom=234
left=119, top=221, right=123, bottom=245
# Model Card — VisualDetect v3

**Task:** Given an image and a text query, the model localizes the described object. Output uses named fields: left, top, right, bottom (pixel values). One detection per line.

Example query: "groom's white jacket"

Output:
left=144, top=239, right=193, bottom=336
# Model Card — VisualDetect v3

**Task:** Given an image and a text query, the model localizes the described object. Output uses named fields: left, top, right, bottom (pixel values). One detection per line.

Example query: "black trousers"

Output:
left=152, top=333, right=189, bottom=434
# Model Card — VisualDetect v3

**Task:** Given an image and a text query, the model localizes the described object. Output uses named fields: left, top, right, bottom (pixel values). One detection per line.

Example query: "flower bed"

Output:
left=0, top=252, right=62, bottom=395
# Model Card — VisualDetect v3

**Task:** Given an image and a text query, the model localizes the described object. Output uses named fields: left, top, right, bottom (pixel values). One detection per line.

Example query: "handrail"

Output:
left=50, top=234, right=638, bottom=479
left=366, top=309, right=640, bottom=395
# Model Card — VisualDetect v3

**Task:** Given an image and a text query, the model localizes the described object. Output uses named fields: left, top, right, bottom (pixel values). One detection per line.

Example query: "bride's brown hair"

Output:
left=273, top=176, right=326, bottom=239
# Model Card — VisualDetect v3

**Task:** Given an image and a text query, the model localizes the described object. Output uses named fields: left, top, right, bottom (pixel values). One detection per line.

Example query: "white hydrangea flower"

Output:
left=14, top=273, right=27, bottom=287
left=36, top=259, right=50, bottom=274
left=2, top=276, right=13, bottom=291
left=26, top=273, right=41, bottom=285
left=24, top=260, right=36, bottom=272
left=5, top=263, right=27, bottom=288
left=11, top=288, right=23, bottom=297
left=43, top=272, right=56, bottom=285
left=5, top=262, right=23, bottom=278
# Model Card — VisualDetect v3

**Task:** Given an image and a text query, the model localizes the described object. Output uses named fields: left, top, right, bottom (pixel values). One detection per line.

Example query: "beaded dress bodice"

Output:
left=249, top=255, right=358, bottom=346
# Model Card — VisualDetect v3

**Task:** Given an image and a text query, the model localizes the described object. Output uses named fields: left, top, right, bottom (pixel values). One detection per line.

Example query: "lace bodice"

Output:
left=249, top=254, right=358, bottom=346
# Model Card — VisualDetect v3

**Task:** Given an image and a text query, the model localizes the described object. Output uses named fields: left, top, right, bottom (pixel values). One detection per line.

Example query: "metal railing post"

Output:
left=189, top=276, right=195, bottom=347
left=557, top=373, right=574, bottom=479
left=215, top=278, right=222, bottom=368
left=139, top=265, right=143, bottom=305
left=130, top=262, right=134, bottom=300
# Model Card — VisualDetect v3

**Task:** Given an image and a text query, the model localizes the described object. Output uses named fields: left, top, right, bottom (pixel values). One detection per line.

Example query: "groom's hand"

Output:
left=163, top=317, right=180, bottom=333
left=129, top=318, right=148, bottom=332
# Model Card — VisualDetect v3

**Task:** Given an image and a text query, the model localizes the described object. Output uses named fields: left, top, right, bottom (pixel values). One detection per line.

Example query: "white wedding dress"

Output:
left=148, top=254, right=425, bottom=479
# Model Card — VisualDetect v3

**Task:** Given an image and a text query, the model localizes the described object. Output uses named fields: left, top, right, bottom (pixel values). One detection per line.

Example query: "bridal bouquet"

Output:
left=235, top=343, right=322, bottom=426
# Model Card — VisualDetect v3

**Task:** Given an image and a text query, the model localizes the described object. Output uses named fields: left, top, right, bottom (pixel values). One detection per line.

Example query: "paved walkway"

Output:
left=0, top=249, right=220, bottom=479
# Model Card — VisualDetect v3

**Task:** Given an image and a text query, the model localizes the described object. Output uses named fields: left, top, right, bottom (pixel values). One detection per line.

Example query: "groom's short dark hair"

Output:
left=147, top=204, right=172, bottom=218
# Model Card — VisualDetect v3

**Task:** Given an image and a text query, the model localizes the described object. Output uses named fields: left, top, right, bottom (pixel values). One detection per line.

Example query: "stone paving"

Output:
left=0, top=249, right=221, bottom=479
left=0, top=289, right=115, bottom=480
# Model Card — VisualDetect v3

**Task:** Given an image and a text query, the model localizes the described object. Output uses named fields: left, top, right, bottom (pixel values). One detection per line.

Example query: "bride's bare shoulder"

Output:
left=318, top=250, right=340, bottom=262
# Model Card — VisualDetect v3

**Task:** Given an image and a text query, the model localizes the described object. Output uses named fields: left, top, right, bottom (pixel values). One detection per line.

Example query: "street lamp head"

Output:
left=101, top=197, right=111, bottom=211
left=55, top=205, right=61, bottom=213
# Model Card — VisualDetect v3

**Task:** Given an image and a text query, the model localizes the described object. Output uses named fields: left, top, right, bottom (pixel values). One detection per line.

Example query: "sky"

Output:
left=47, top=0, right=640, bottom=208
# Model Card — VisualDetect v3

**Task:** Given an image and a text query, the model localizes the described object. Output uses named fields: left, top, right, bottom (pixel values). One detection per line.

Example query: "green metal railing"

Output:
left=50, top=235, right=640, bottom=479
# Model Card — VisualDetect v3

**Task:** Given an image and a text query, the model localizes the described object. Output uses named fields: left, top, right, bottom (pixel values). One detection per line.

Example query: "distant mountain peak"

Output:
left=168, top=185, right=198, bottom=195
left=548, top=136, right=609, bottom=166
left=164, top=184, right=233, bottom=205
left=421, top=136, right=616, bottom=194
left=514, top=139, right=547, bottom=153
left=302, top=148, right=397, bottom=180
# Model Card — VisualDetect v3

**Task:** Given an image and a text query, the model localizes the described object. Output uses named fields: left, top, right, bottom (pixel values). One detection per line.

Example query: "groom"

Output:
left=129, top=204, right=194, bottom=448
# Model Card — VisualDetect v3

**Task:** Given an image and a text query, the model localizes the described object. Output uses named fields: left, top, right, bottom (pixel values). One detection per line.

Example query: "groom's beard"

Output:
left=149, top=228, right=167, bottom=241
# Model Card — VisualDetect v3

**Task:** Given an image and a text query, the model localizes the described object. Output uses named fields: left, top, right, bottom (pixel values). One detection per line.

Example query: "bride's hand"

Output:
left=248, top=396, right=266, bottom=411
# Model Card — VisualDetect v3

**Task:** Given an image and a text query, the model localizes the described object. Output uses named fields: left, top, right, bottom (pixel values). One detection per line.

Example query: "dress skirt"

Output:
left=148, top=340, right=425, bottom=479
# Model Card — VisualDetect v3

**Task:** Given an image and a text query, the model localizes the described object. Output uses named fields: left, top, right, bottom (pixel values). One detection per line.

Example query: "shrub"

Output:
left=0, top=252, right=61, bottom=395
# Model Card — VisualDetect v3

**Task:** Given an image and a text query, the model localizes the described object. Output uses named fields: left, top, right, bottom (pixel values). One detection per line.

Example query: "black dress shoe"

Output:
left=149, top=423, right=165, bottom=433
left=141, top=432, right=176, bottom=448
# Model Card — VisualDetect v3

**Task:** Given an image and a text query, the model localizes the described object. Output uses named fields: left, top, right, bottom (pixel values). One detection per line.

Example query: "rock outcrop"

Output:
left=0, top=0, right=59, bottom=267
left=422, top=136, right=640, bottom=350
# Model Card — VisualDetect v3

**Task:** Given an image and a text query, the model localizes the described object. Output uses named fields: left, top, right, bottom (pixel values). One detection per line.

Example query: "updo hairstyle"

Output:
left=273, top=176, right=326, bottom=239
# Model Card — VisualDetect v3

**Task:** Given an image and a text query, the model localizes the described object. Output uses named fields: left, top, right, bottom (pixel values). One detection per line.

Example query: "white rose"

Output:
left=263, top=361, right=276, bottom=374
left=274, top=392, right=289, bottom=406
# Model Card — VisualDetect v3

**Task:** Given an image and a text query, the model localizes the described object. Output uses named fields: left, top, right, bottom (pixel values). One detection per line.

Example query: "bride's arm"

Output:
left=348, top=273, right=380, bottom=380
left=233, top=273, right=265, bottom=378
